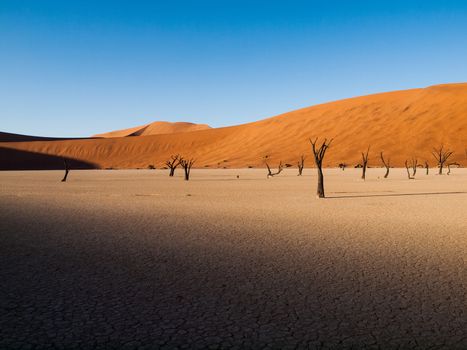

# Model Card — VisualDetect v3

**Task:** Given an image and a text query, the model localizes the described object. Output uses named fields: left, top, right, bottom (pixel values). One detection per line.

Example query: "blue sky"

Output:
left=1, top=0, right=467, bottom=137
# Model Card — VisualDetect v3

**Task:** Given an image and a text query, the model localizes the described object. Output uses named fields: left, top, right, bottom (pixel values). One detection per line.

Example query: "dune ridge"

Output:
left=93, top=121, right=211, bottom=138
left=1, top=83, right=467, bottom=169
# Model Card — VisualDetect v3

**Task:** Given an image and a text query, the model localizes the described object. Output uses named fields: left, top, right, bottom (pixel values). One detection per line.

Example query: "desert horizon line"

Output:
left=3, top=81, right=466, bottom=139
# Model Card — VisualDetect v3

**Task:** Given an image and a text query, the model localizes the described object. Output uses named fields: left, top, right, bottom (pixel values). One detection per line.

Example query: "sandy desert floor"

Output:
left=0, top=168, right=466, bottom=349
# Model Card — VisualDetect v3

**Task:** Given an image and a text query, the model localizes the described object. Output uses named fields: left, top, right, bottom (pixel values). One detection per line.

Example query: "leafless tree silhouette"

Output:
left=179, top=158, right=195, bottom=181
left=338, top=163, right=347, bottom=171
left=405, top=160, right=415, bottom=179
left=425, top=161, right=429, bottom=175
left=411, top=158, right=418, bottom=177
left=380, top=152, right=390, bottom=178
left=61, top=159, right=69, bottom=182
left=297, top=155, right=306, bottom=176
left=431, top=145, right=453, bottom=175
left=266, top=161, right=284, bottom=178
left=310, top=138, right=333, bottom=198
left=447, top=162, right=460, bottom=175
left=361, top=146, right=370, bottom=180
left=165, top=155, right=181, bottom=177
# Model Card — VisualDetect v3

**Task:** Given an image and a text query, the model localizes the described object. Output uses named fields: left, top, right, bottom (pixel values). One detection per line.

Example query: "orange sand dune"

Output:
left=1, top=83, right=467, bottom=170
left=93, top=121, right=211, bottom=138
left=0, top=131, right=68, bottom=142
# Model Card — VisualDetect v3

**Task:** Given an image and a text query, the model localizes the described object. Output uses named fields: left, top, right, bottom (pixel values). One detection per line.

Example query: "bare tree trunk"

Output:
left=310, top=138, right=333, bottom=198
left=361, top=146, right=370, bottom=180
left=425, top=161, right=429, bottom=175
left=316, top=166, right=324, bottom=198
left=380, top=152, right=390, bottom=178
left=411, top=158, right=418, bottom=177
left=297, top=155, right=305, bottom=176
left=266, top=161, right=283, bottom=178
left=405, top=160, right=414, bottom=179
left=180, top=158, right=195, bottom=181
left=61, top=159, right=69, bottom=182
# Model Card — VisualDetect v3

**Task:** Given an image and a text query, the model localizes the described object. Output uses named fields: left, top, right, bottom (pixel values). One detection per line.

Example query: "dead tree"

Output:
left=61, top=159, right=69, bottom=182
left=266, top=161, right=284, bottom=178
left=338, top=163, right=347, bottom=171
left=447, top=162, right=460, bottom=175
left=425, top=161, right=429, bottom=175
left=165, top=154, right=181, bottom=176
left=297, top=155, right=305, bottom=176
left=380, top=152, right=390, bottom=178
left=411, top=158, right=418, bottom=177
left=405, top=160, right=414, bottom=179
left=310, top=138, right=333, bottom=198
left=361, top=146, right=370, bottom=180
left=179, top=158, right=195, bottom=181
left=431, top=145, right=453, bottom=175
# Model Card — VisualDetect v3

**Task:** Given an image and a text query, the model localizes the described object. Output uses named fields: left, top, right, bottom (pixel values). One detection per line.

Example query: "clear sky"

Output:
left=1, top=0, right=467, bottom=137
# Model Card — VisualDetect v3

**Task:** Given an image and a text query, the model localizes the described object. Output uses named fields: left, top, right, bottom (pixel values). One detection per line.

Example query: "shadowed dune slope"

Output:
left=1, top=83, right=467, bottom=169
left=93, top=121, right=211, bottom=138
left=0, top=132, right=68, bottom=143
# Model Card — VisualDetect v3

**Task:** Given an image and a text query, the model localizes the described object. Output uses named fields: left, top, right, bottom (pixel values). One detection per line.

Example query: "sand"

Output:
left=1, top=168, right=466, bottom=348
left=93, top=121, right=211, bottom=138
left=1, top=83, right=467, bottom=170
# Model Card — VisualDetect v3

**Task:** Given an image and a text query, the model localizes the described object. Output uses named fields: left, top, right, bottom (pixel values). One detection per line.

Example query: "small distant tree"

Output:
left=361, top=146, right=370, bottom=180
left=425, top=161, right=429, bottom=175
left=405, top=160, right=414, bottom=179
left=310, top=138, right=333, bottom=198
left=297, top=155, right=306, bottom=176
left=266, top=161, right=284, bottom=178
left=179, top=158, right=195, bottom=181
left=411, top=158, right=418, bottom=177
left=338, top=163, right=347, bottom=171
left=165, top=154, right=181, bottom=176
left=61, top=159, right=69, bottom=182
left=431, top=145, right=453, bottom=175
left=447, top=162, right=460, bottom=175
left=380, top=152, right=390, bottom=178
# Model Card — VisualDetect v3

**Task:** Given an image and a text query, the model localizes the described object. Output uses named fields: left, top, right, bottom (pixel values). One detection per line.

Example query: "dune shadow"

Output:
left=328, top=191, right=467, bottom=199
left=0, top=147, right=97, bottom=170
left=0, top=131, right=91, bottom=143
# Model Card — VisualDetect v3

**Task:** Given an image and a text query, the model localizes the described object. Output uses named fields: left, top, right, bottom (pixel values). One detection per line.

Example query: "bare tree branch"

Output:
left=179, top=157, right=195, bottom=181
left=431, top=145, right=453, bottom=175
left=165, top=154, right=181, bottom=177
left=266, top=160, right=284, bottom=178
left=447, top=162, right=460, bottom=175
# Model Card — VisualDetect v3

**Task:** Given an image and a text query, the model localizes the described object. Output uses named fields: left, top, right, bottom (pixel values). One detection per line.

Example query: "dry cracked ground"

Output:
left=0, top=169, right=466, bottom=349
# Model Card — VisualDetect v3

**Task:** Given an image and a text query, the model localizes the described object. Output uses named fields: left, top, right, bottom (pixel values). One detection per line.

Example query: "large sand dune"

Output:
left=1, top=83, right=467, bottom=169
left=93, top=121, right=211, bottom=138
